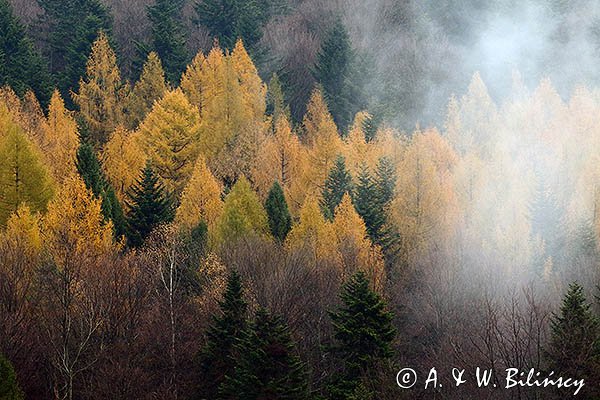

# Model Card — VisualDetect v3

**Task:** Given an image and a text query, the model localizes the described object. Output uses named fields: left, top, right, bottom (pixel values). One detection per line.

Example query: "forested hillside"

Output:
left=2, top=0, right=600, bottom=399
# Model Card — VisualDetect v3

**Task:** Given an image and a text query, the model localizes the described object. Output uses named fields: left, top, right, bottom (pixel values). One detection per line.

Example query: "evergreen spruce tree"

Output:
left=352, top=164, right=382, bottom=243
left=546, top=282, right=600, bottom=395
left=0, top=353, right=23, bottom=400
left=76, top=141, right=126, bottom=237
left=125, top=163, right=174, bottom=247
left=195, top=0, right=279, bottom=54
left=37, top=0, right=112, bottom=101
left=372, top=155, right=400, bottom=258
left=321, top=155, right=353, bottom=220
left=0, top=0, right=52, bottom=106
left=313, top=18, right=363, bottom=132
left=220, top=308, right=309, bottom=400
left=194, top=270, right=247, bottom=400
left=361, top=113, right=379, bottom=143
left=374, top=156, right=396, bottom=207
left=146, top=0, right=189, bottom=84
left=265, top=181, right=292, bottom=242
left=327, top=271, right=395, bottom=398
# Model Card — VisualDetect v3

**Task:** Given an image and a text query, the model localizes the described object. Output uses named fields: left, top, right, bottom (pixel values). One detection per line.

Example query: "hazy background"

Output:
left=10, top=0, right=600, bottom=129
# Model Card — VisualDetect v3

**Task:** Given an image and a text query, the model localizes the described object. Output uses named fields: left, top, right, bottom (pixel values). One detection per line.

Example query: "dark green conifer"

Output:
left=353, top=163, right=384, bottom=243
left=76, top=141, right=126, bottom=238
left=194, top=270, right=247, bottom=400
left=373, top=156, right=396, bottom=207
left=37, top=0, right=112, bottom=101
left=321, top=155, right=353, bottom=220
left=313, top=18, right=363, bottom=132
left=194, top=0, right=281, bottom=54
left=546, top=282, right=600, bottom=395
left=124, top=163, right=174, bottom=247
left=146, top=0, right=188, bottom=84
left=327, top=271, right=395, bottom=399
left=265, top=181, right=292, bottom=242
left=220, top=308, right=309, bottom=400
left=0, top=0, right=52, bottom=106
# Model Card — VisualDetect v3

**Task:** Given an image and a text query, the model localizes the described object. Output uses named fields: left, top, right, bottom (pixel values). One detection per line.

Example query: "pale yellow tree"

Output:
left=285, top=195, right=340, bottom=266
left=100, top=126, right=146, bottom=201
left=0, top=88, right=45, bottom=146
left=126, top=52, right=168, bottom=129
left=2, top=204, right=43, bottom=257
left=389, top=128, right=460, bottom=262
left=331, top=194, right=386, bottom=291
left=138, top=88, right=201, bottom=196
left=73, top=31, right=125, bottom=145
left=458, top=72, right=499, bottom=156
left=343, top=111, right=380, bottom=174
left=175, top=155, right=224, bottom=232
left=41, top=90, right=80, bottom=182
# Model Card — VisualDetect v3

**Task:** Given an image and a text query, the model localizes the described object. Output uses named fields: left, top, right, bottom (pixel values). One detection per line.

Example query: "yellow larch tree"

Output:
left=126, top=52, right=168, bottom=129
left=41, top=90, right=80, bottom=182
left=73, top=31, right=125, bottom=145
left=389, top=128, right=460, bottom=262
left=100, top=126, right=146, bottom=202
left=285, top=195, right=340, bottom=266
left=175, top=155, right=224, bottom=232
left=331, top=194, right=386, bottom=291
left=0, top=87, right=45, bottom=146
left=231, top=39, right=266, bottom=122
left=458, top=72, right=499, bottom=156
left=343, top=111, right=380, bottom=175
left=138, top=88, right=201, bottom=196
left=195, top=42, right=268, bottom=181
left=180, top=51, right=207, bottom=111
left=301, top=88, right=343, bottom=192
left=2, top=204, right=43, bottom=257
left=43, top=176, right=115, bottom=262
left=250, top=115, right=306, bottom=213
left=372, top=126, right=407, bottom=167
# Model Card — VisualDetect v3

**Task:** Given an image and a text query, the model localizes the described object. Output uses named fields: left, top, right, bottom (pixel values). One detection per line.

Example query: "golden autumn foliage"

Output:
left=0, top=87, right=46, bottom=146
left=301, top=88, right=343, bottom=192
left=285, top=196, right=340, bottom=265
left=175, top=155, right=224, bottom=232
left=43, top=176, right=115, bottom=261
left=2, top=204, right=43, bottom=254
left=41, top=90, right=80, bottom=182
left=138, top=88, right=201, bottom=196
left=193, top=42, right=268, bottom=181
left=343, top=111, right=381, bottom=175
left=389, top=128, right=459, bottom=261
left=180, top=51, right=206, bottom=111
left=127, top=52, right=168, bottom=129
left=73, top=31, right=125, bottom=145
left=331, top=194, right=386, bottom=290
left=250, top=115, right=306, bottom=213
left=101, top=126, right=146, bottom=201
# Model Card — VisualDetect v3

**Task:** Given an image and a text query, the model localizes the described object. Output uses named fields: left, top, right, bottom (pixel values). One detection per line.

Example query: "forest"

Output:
left=1, top=0, right=600, bottom=399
